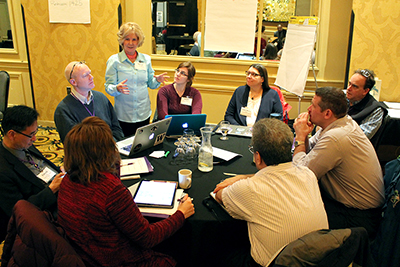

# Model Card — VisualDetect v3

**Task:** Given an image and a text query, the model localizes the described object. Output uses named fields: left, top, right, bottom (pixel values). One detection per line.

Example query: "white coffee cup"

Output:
left=178, top=169, right=192, bottom=189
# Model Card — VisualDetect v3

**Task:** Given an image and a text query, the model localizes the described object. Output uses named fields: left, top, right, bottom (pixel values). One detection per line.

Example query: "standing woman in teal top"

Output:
left=105, top=22, right=169, bottom=137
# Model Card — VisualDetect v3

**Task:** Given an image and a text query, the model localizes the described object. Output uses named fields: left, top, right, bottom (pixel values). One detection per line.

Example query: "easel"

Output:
left=274, top=16, right=319, bottom=117
left=298, top=51, right=319, bottom=115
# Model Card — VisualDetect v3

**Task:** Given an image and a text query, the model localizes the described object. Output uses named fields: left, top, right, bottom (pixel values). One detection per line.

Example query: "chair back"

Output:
left=0, top=70, right=10, bottom=121
left=270, top=227, right=375, bottom=267
left=370, top=113, right=390, bottom=151
left=270, top=85, right=292, bottom=124
left=1, top=200, right=85, bottom=267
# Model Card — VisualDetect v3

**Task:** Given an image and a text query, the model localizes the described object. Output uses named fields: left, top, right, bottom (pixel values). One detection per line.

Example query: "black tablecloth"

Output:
left=122, top=134, right=257, bottom=266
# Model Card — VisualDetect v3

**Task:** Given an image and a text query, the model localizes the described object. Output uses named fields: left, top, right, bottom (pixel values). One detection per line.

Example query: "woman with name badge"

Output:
left=58, top=117, right=195, bottom=267
left=105, top=22, right=169, bottom=137
left=156, top=61, right=202, bottom=120
left=224, top=64, right=283, bottom=126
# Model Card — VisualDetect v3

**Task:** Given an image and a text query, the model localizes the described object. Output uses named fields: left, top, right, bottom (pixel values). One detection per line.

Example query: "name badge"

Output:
left=37, top=167, right=57, bottom=183
left=240, top=106, right=252, bottom=117
left=181, top=96, right=193, bottom=106
left=135, top=62, right=146, bottom=70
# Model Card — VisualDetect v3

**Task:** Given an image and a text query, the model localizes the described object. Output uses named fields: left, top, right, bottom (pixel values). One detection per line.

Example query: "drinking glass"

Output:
left=219, top=121, right=230, bottom=140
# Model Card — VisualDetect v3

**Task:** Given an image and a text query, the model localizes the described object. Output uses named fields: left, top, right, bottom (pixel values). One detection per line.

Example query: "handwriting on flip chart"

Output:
left=48, top=0, right=90, bottom=24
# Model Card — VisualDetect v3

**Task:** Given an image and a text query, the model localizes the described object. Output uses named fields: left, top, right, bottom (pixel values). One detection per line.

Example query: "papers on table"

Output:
left=384, top=102, right=400, bottom=119
left=120, top=157, right=153, bottom=180
left=212, top=147, right=242, bottom=162
left=128, top=183, right=184, bottom=218
left=388, top=109, right=400, bottom=119
left=384, top=102, right=400, bottom=109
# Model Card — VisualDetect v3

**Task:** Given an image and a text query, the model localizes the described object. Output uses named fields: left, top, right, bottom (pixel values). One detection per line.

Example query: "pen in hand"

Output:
left=178, top=193, right=193, bottom=203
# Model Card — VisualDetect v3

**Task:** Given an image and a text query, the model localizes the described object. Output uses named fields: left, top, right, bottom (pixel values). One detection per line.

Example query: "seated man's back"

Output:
left=223, top=163, right=328, bottom=266
left=214, top=118, right=328, bottom=267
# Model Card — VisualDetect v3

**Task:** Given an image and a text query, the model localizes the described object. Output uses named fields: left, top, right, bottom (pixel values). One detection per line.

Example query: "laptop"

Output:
left=165, top=114, right=207, bottom=136
left=116, top=117, right=172, bottom=157
left=235, top=53, right=255, bottom=60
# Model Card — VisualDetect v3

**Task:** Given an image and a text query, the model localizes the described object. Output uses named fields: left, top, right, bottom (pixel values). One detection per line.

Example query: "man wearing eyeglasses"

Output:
left=0, top=105, right=64, bottom=242
left=54, top=61, right=124, bottom=143
left=346, top=69, right=387, bottom=139
left=213, top=119, right=328, bottom=267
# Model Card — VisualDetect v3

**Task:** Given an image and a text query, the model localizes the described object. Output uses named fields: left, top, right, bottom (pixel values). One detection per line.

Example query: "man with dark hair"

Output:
left=0, top=105, right=64, bottom=241
left=54, top=61, right=124, bottom=143
left=293, top=87, right=384, bottom=239
left=213, top=118, right=328, bottom=267
left=274, top=24, right=286, bottom=50
left=347, top=69, right=387, bottom=139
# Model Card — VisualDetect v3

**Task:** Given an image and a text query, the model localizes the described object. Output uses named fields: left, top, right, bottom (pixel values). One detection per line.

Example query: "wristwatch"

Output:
left=294, top=140, right=305, bottom=147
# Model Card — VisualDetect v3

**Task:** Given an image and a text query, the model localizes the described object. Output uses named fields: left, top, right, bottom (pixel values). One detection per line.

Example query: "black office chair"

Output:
left=0, top=70, right=10, bottom=123
left=370, top=113, right=390, bottom=151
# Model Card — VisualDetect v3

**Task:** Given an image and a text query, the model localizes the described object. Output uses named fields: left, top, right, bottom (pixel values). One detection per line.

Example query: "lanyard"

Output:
left=20, top=150, right=42, bottom=172
left=71, top=92, right=95, bottom=117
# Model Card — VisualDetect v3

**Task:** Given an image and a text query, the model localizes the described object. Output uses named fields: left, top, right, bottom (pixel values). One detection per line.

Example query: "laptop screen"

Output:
left=165, top=114, right=207, bottom=136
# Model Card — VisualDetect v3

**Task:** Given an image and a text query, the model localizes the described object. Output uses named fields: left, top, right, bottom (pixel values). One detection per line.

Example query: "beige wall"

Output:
left=20, top=0, right=121, bottom=123
left=3, top=0, right=400, bottom=124
left=350, top=0, right=400, bottom=102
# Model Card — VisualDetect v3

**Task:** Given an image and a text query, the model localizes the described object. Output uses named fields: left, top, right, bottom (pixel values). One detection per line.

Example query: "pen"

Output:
left=178, top=197, right=193, bottom=203
left=164, top=151, right=170, bottom=157
left=122, top=162, right=135, bottom=166
left=223, top=172, right=237, bottom=176
left=61, top=172, right=67, bottom=178
left=120, top=175, right=141, bottom=180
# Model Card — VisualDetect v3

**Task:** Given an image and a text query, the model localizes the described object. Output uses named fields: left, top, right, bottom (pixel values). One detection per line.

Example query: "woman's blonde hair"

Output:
left=117, top=22, right=145, bottom=48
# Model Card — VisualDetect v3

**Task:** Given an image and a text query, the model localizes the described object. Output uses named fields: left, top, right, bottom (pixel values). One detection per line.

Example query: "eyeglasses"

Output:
left=360, top=69, right=371, bottom=79
left=69, top=61, right=85, bottom=80
left=245, top=71, right=261, bottom=78
left=248, top=145, right=254, bottom=154
left=13, top=128, right=38, bottom=139
left=175, top=69, right=188, bottom=77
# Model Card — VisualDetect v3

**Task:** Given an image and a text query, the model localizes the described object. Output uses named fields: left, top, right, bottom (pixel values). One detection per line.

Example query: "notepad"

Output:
left=120, top=157, right=153, bottom=179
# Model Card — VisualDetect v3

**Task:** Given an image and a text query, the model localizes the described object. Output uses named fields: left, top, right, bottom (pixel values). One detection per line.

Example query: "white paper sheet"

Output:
left=275, top=23, right=317, bottom=97
left=48, top=0, right=91, bottom=24
left=204, top=0, right=258, bottom=53
left=120, top=157, right=151, bottom=177
left=212, top=147, right=242, bottom=161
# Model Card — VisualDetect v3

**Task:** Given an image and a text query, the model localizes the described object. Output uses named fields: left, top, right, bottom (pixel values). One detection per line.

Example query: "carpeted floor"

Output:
left=33, top=126, right=64, bottom=167
left=0, top=126, right=64, bottom=167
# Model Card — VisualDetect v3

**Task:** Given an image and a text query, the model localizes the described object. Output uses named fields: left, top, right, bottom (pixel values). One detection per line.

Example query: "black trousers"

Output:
left=119, top=118, right=150, bottom=138
left=321, top=189, right=382, bottom=240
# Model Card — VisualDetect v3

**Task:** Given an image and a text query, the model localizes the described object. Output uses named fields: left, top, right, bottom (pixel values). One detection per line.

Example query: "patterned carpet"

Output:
left=0, top=126, right=64, bottom=167
left=33, top=126, right=64, bottom=167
